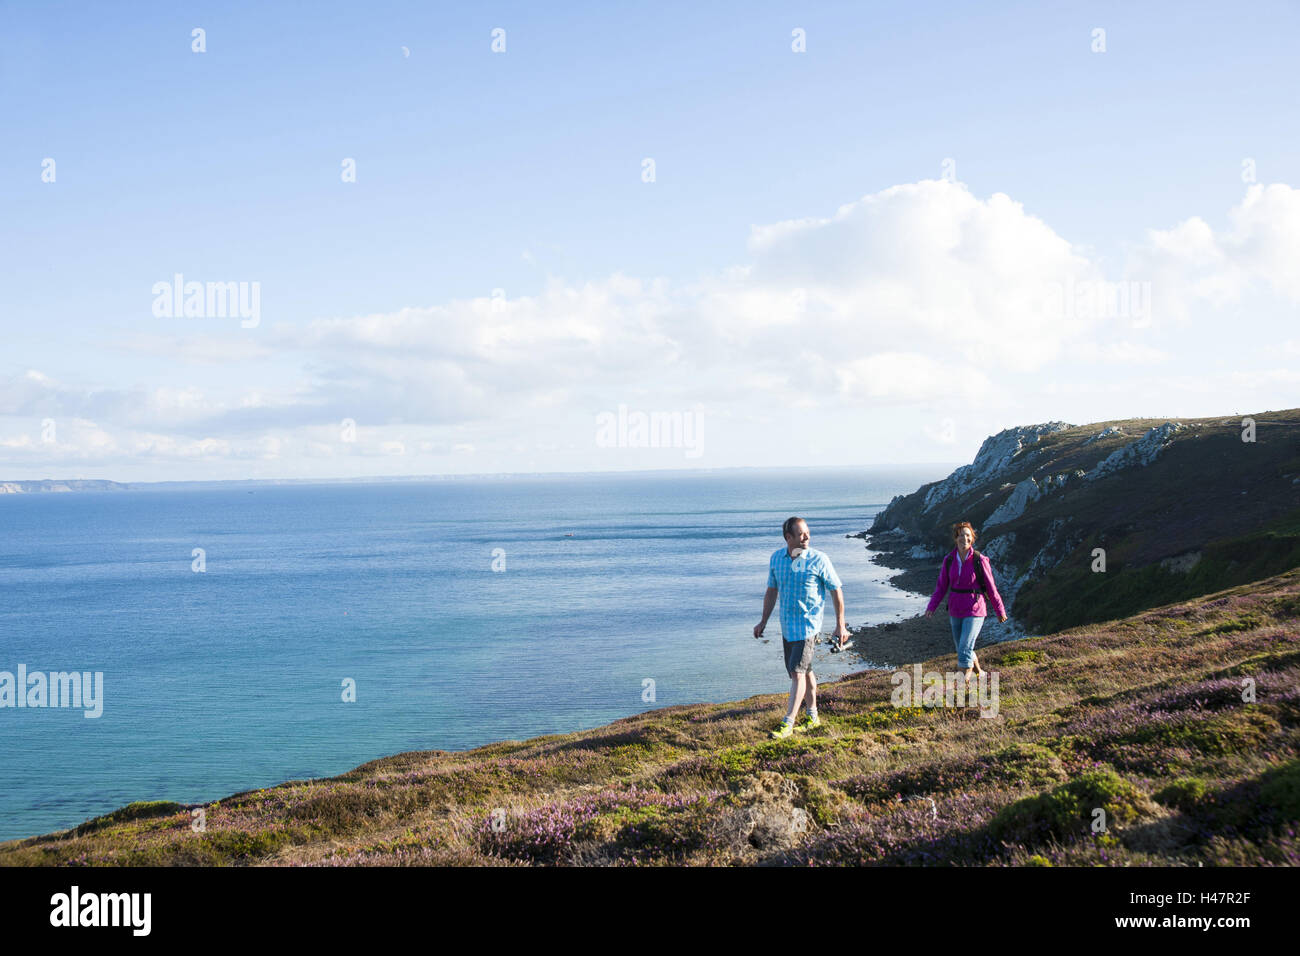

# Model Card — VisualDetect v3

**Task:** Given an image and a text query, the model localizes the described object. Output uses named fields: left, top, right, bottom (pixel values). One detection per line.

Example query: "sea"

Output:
left=0, top=466, right=944, bottom=841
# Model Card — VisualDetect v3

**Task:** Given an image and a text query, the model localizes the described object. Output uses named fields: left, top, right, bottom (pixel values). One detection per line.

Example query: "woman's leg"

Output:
left=956, top=617, right=982, bottom=670
left=949, top=615, right=963, bottom=661
left=966, top=616, right=986, bottom=672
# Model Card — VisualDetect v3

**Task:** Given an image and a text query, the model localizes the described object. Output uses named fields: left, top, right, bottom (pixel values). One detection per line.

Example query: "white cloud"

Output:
left=1225, top=184, right=1300, bottom=300
left=835, top=352, right=993, bottom=404
left=1073, top=341, right=1171, bottom=364
left=6, top=180, right=1300, bottom=477
left=1126, top=183, right=1300, bottom=324
left=923, top=417, right=957, bottom=445
left=117, top=334, right=272, bottom=365
left=271, top=182, right=1110, bottom=418
left=0, top=418, right=122, bottom=461
left=0, top=369, right=309, bottom=434
left=714, top=180, right=1103, bottom=371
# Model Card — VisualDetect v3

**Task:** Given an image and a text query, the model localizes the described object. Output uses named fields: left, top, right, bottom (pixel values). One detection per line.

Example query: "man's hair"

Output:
left=782, top=516, right=806, bottom=539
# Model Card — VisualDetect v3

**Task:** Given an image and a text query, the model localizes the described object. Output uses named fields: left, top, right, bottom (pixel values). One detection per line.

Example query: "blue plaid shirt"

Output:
left=767, top=547, right=843, bottom=642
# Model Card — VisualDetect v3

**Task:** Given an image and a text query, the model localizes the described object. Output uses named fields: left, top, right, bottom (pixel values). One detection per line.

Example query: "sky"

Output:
left=1, top=0, right=1298, bottom=482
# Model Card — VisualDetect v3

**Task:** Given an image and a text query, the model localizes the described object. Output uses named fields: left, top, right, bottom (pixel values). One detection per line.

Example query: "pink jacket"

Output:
left=925, top=548, right=1007, bottom=619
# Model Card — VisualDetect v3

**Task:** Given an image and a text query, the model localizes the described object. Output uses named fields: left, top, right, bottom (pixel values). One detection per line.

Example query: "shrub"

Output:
left=1152, top=777, right=1210, bottom=812
left=1257, top=758, right=1300, bottom=821
left=72, top=801, right=185, bottom=836
left=983, top=743, right=1068, bottom=788
left=987, top=769, right=1153, bottom=848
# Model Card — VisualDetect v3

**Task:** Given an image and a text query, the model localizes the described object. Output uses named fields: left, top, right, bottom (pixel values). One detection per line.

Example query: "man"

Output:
left=754, top=516, right=849, bottom=739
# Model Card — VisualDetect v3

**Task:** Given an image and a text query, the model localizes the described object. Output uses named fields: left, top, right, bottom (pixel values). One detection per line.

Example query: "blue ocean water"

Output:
left=0, top=466, right=941, bottom=841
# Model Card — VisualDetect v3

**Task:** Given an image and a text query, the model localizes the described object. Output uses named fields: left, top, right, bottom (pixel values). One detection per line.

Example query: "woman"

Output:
left=924, top=521, right=1008, bottom=684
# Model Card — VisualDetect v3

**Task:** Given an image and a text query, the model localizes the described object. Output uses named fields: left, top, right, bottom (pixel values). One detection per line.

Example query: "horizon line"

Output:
left=1, top=461, right=965, bottom=489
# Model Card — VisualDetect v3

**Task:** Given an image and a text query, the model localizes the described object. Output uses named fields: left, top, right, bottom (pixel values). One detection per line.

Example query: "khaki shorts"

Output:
left=783, top=638, right=814, bottom=676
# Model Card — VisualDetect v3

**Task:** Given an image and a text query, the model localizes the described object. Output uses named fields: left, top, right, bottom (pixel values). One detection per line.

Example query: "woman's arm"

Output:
left=982, top=554, right=1008, bottom=621
left=924, top=557, right=950, bottom=616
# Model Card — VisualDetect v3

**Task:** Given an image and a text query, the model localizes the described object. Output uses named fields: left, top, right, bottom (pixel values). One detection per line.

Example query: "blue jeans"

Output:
left=949, top=615, right=985, bottom=669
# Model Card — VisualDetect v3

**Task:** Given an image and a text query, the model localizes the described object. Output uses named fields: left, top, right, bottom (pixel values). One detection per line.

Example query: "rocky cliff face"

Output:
left=863, top=409, right=1300, bottom=635
left=1085, top=421, right=1185, bottom=481
left=917, top=422, right=1073, bottom=515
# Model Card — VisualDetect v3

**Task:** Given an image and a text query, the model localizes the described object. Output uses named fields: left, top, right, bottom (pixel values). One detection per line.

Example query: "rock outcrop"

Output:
left=985, top=478, right=1042, bottom=528
left=1083, top=425, right=1125, bottom=445
left=861, top=409, right=1300, bottom=636
left=1086, top=422, right=1185, bottom=481
left=920, top=422, right=1074, bottom=514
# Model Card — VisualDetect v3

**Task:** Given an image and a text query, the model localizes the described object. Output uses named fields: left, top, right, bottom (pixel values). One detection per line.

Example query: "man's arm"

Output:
left=755, top=586, right=778, bottom=638
left=830, top=588, right=849, bottom=647
left=818, top=558, right=849, bottom=647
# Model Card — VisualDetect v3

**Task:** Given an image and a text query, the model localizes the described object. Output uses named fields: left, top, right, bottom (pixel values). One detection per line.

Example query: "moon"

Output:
left=401, top=46, right=410, bottom=57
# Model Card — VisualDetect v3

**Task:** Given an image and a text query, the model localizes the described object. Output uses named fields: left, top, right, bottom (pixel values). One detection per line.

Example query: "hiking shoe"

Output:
left=769, top=719, right=794, bottom=740
left=799, top=713, right=822, bottom=731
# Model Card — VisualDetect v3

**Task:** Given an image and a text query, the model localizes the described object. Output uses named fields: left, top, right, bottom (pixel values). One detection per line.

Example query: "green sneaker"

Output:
left=769, top=719, right=794, bottom=740
left=799, top=713, right=822, bottom=731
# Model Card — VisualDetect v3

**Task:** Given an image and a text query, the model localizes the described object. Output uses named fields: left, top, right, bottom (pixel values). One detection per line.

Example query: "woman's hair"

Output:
left=952, top=521, right=977, bottom=542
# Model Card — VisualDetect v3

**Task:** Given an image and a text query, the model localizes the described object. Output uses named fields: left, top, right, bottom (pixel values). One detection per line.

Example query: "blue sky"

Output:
left=2, top=0, right=1298, bottom=481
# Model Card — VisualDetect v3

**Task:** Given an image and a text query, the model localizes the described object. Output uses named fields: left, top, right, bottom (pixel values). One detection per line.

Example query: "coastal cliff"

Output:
left=860, top=408, right=1300, bottom=638
left=0, top=480, right=129, bottom=494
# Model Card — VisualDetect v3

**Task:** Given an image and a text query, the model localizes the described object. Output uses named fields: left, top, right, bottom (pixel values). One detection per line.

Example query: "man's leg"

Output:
left=806, top=670, right=817, bottom=713
left=784, top=672, right=806, bottom=724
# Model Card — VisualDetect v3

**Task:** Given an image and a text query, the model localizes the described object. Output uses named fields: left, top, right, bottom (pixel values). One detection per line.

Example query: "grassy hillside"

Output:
left=868, top=409, right=1300, bottom=635
left=4, top=567, right=1299, bottom=866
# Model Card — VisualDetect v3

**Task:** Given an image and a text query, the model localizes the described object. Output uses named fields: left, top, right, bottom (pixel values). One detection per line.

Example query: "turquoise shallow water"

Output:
left=0, top=466, right=941, bottom=840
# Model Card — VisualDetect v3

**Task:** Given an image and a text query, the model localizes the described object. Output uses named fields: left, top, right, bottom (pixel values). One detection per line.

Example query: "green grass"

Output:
left=999, top=650, right=1049, bottom=667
